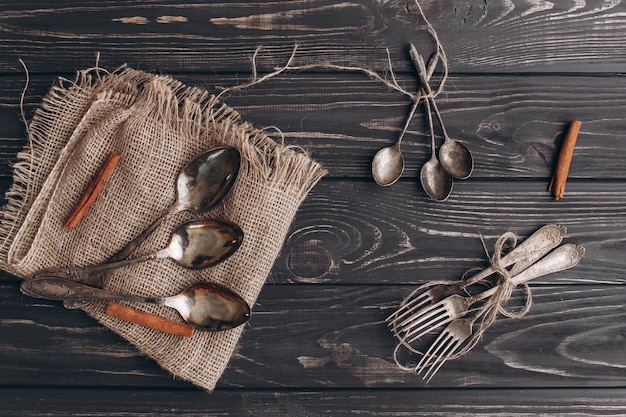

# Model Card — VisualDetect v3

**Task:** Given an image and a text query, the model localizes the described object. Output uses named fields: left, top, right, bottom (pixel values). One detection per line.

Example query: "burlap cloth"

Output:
left=0, top=66, right=326, bottom=391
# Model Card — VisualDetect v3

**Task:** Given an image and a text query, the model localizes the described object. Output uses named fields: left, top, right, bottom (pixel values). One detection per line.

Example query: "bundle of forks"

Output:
left=387, top=224, right=585, bottom=382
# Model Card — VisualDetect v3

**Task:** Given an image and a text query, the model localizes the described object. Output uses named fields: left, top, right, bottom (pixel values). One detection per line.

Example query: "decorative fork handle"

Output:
left=473, top=243, right=585, bottom=303
left=460, top=224, right=566, bottom=289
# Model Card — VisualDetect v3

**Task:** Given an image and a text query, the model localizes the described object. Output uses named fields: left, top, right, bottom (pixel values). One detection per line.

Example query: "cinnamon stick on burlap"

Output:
left=63, top=151, right=121, bottom=227
left=106, top=301, right=194, bottom=337
left=549, top=120, right=582, bottom=200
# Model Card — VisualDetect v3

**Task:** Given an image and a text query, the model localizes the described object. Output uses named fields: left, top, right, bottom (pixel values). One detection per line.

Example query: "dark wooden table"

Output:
left=1, top=1, right=625, bottom=415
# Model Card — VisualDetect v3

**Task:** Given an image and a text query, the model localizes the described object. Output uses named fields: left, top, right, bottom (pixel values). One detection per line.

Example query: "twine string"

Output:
left=216, top=0, right=448, bottom=106
left=450, top=231, right=533, bottom=360
left=392, top=230, right=535, bottom=370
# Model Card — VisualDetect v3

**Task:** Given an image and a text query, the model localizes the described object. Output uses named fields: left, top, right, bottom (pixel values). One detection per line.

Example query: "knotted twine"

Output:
left=0, top=65, right=326, bottom=391
left=217, top=0, right=449, bottom=113
left=393, top=231, right=534, bottom=370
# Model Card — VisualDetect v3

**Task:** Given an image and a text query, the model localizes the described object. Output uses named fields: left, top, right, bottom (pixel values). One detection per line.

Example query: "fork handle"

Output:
left=473, top=243, right=585, bottom=303
left=462, top=224, right=566, bottom=289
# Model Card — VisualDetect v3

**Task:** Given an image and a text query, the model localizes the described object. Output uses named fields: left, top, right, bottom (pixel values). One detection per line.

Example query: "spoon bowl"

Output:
left=166, top=218, right=243, bottom=269
left=372, top=142, right=404, bottom=186
left=21, top=278, right=251, bottom=331
left=111, top=146, right=241, bottom=263
left=420, top=99, right=453, bottom=201
left=438, top=140, right=473, bottom=180
left=175, top=146, right=241, bottom=213
left=34, top=218, right=244, bottom=280
left=420, top=157, right=453, bottom=202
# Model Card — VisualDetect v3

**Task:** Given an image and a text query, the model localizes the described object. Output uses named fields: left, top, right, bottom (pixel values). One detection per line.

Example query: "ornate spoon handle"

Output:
left=21, top=276, right=158, bottom=304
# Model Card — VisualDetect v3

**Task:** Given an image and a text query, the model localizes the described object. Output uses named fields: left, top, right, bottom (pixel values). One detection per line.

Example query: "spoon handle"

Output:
left=21, top=276, right=157, bottom=304
left=32, top=250, right=166, bottom=282
left=408, top=44, right=450, bottom=141
left=460, top=224, right=567, bottom=290
left=108, top=206, right=176, bottom=263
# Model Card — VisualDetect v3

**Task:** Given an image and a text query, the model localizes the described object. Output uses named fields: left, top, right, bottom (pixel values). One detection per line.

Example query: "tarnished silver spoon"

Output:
left=371, top=54, right=440, bottom=186
left=420, top=99, right=453, bottom=201
left=111, top=146, right=241, bottom=263
left=371, top=101, right=418, bottom=186
left=409, top=44, right=474, bottom=180
left=33, top=218, right=243, bottom=280
left=49, top=146, right=241, bottom=296
left=21, top=278, right=250, bottom=331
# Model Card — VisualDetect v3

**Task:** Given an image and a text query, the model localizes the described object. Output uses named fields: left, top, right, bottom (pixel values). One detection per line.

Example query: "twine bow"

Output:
left=450, top=232, right=534, bottom=358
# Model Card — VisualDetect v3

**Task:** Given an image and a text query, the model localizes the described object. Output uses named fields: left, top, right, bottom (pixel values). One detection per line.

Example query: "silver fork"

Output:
left=414, top=243, right=585, bottom=382
left=387, top=224, right=566, bottom=334
left=415, top=311, right=482, bottom=383
left=394, top=243, right=585, bottom=347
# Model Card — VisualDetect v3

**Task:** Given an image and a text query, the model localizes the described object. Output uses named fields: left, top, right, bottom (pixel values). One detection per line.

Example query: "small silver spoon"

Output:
left=409, top=44, right=474, bottom=180
left=34, top=218, right=243, bottom=280
left=21, top=278, right=251, bottom=331
left=371, top=102, right=418, bottom=186
left=371, top=54, right=440, bottom=186
left=420, top=99, right=453, bottom=201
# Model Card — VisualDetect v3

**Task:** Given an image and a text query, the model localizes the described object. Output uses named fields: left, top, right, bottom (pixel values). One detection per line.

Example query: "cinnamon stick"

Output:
left=106, top=301, right=194, bottom=337
left=63, top=151, right=121, bottom=227
left=549, top=120, right=582, bottom=200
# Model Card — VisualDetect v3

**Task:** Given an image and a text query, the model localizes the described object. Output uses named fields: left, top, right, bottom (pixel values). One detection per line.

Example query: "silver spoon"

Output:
left=111, top=146, right=241, bottom=263
left=420, top=98, right=453, bottom=201
left=21, top=278, right=251, bottom=331
left=371, top=54, right=440, bottom=186
left=33, top=218, right=244, bottom=280
left=409, top=44, right=474, bottom=180
left=51, top=146, right=241, bottom=293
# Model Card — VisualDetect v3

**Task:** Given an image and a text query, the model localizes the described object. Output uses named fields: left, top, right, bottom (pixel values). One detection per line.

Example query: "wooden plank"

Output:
left=1, top=0, right=626, bottom=74
left=0, top=387, right=625, bottom=416
left=0, top=178, right=624, bottom=286
left=276, top=179, right=626, bottom=285
left=1, top=278, right=624, bottom=388
left=1, top=73, right=625, bottom=180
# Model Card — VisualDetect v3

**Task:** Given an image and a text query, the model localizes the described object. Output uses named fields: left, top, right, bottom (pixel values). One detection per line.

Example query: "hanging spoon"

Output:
left=420, top=98, right=453, bottom=201
left=21, top=278, right=251, bottom=331
left=409, top=44, right=474, bottom=179
left=33, top=218, right=243, bottom=281
left=371, top=54, right=440, bottom=186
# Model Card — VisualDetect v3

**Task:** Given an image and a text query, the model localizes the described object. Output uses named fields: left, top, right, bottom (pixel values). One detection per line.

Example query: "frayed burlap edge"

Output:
left=0, top=66, right=327, bottom=391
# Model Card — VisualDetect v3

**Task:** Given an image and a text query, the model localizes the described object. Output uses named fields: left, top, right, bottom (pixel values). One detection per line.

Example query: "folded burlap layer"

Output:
left=0, top=67, right=326, bottom=391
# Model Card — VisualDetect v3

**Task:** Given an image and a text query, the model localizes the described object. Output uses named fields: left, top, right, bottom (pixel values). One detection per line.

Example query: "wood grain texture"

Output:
left=275, top=180, right=626, bottom=285
left=2, top=0, right=626, bottom=74
left=0, top=387, right=625, bottom=416
left=1, top=0, right=625, bottom=415
left=1, top=73, right=626, bottom=180
left=1, top=278, right=624, bottom=389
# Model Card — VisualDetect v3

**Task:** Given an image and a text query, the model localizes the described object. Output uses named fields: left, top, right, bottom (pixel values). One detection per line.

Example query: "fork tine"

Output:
left=401, top=303, right=452, bottom=343
left=422, top=336, right=461, bottom=383
left=386, top=289, right=431, bottom=326
left=416, top=329, right=455, bottom=377
left=392, top=298, right=446, bottom=335
left=423, top=340, right=461, bottom=384
left=414, top=325, right=449, bottom=371
left=404, top=312, right=454, bottom=346
left=419, top=316, right=479, bottom=382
